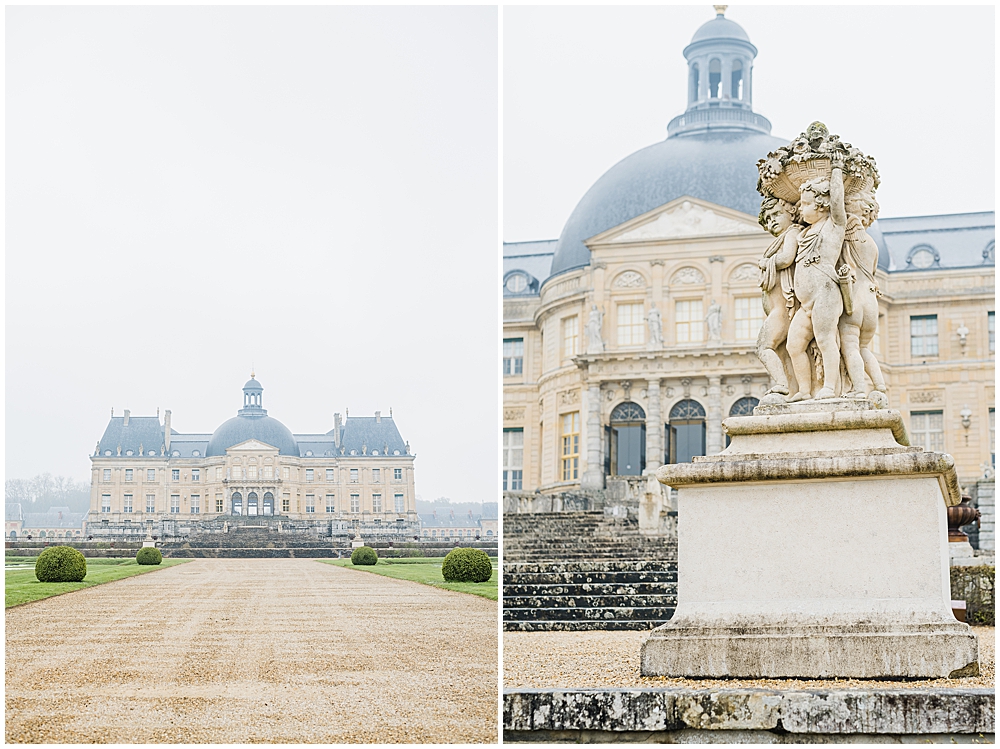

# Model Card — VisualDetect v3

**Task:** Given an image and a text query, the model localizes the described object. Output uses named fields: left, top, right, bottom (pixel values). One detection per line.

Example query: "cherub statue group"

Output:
left=755, top=122, right=886, bottom=405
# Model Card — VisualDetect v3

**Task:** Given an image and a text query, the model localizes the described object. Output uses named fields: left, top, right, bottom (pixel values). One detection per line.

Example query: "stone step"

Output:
left=503, top=594, right=677, bottom=608
left=503, top=620, right=664, bottom=632
left=504, top=560, right=675, bottom=574
left=502, top=606, right=675, bottom=622
left=504, top=569, right=676, bottom=586
left=502, top=582, right=677, bottom=597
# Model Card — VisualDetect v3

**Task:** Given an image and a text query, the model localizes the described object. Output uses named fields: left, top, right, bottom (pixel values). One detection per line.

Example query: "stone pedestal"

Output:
left=643, top=398, right=979, bottom=679
left=351, top=535, right=365, bottom=550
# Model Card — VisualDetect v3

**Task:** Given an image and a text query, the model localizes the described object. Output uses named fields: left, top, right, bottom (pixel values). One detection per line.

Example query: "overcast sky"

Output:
left=504, top=5, right=995, bottom=242
left=6, top=6, right=498, bottom=503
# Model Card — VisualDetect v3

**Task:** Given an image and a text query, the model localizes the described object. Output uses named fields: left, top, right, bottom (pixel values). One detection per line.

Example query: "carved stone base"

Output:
left=646, top=401, right=979, bottom=679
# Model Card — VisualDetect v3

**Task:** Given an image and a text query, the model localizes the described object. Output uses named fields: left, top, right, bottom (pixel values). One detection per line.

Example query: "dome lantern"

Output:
left=240, top=373, right=265, bottom=415
left=669, top=7, right=771, bottom=137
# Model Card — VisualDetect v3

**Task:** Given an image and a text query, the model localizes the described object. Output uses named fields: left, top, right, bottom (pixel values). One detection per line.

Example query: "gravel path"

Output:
left=7, top=559, right=497, bottom=743
left=504, top=627, right=994, bottom=690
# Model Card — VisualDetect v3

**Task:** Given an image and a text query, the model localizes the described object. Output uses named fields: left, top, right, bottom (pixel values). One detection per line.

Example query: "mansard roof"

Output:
left=97, top=416, right=164, bottom=457
left=878, top=212, right=995, bottom=272
left=336, top=417, right=408, bottom=456
left=22, top=506, right=85, bottom=529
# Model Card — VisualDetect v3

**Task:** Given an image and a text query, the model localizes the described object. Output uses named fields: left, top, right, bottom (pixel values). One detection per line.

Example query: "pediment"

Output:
left=589, top=196, right=764, bottom=245
left=227, top=439, right=277, bottom=452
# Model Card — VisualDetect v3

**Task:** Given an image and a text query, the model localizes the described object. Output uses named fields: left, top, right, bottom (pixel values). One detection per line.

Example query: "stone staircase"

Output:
left=503, top=511, right=677, bottom=631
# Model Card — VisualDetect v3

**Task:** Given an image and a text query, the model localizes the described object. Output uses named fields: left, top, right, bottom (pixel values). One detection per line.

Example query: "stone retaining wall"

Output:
left=952, top=566, right=996, bottom=625
left=504, top=688, right=995, bottom=743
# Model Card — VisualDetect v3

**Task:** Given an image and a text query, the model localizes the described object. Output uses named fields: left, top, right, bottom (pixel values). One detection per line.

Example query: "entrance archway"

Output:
left=606, top=402, right=646, bottom=477
left=247, top=492, right=259, bottom=516
left=667, top=399, right=706, bottom=464
left=231, top=492, right=243, bottom=516
left=263, top=492, right=274, bottom=516
left=725, top=397, right=760, bottom=447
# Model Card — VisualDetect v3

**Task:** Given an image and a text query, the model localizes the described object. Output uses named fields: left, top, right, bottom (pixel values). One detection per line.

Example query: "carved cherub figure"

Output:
left=838, top=189, right=887, bottom=398
left=755, top=196, right=802, bottom=395
left=785, top=156, right=848, bottom=401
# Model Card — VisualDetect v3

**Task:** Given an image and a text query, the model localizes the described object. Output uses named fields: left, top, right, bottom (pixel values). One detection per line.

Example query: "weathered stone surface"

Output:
left=951, top=566, right=996, bottom=626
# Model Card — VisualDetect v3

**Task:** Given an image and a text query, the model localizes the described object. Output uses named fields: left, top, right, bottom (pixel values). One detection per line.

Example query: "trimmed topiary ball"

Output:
left=35, top=546, right=87, bottom=583
left=351, top=546, right=378, bottom=565
left=442, top=547, right=492, bottom=583
left=136, top=547, right=162, bottom=565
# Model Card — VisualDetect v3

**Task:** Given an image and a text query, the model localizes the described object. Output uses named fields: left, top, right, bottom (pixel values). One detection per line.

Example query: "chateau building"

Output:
left=88, top=376, right=419, bottom=538
left=503, top=9, right=995, bottom=496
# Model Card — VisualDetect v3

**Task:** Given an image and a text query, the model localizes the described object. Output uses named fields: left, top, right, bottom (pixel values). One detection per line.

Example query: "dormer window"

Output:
left=505, top=273, right=527, bottom=293
left=906, top=245, right=939, bottom=270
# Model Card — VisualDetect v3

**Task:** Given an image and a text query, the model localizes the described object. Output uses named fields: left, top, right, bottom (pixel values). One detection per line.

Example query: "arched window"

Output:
left=726, top=397, right=760, bottom=446
left=667, top=399, right=706, bottom=464
left=247, top=492, right=259, bottom=516
left=486, top=529, right=494, bottom=537
left=39, top=531, right=46, bottom=538
left=262, top=492, right=274, bottom=516
left=606, top=402, right=646, bottom=477
left=9, top=531, right=16, bottom=541
left=731, top=59, right=743, bottom=100
left=709, top=59, right=722, bottom=98
left=231, top=491, right=243, bottom=516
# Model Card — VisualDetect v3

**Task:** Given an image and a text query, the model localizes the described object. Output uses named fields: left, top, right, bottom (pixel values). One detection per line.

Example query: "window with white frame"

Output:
left=190, top=495, right=200, bottom=514
left=561, top=412, right=580, bottom=481
left=101, top=494, right=111, bottom=513
left=247, top=465, right=257, bottom=479
left=147, top=469, right=156, bottom=482
left=123, top=494, right=133, bottom=513
left=216, top=467, right=223, bottom=480
left=910, top=411, right=944, bottom=452
left=372, top=468, right=380, bottom=483
left=306, top=468, right=314, bottom=482
left=394, top=468, right=402, bottom=481
left=172, top=469, right=180, bottom=481
left=372, top=494, right=382, bottom=513
left=170, top=495, right=180, bottom=513
left=282, top=494, right=290, bottom=513
left=676, top=299, right=704, bottom=343
left=192, top=469, right=200, bottom=482
left=326, top=468, right=335, bottom=481
left=503, top=428, right=523, bottom=491
left=263, top=466, right=273, bottom=479
left=989, top=312, right=995, bottom=353
left=325, top=494, right=336, bottom=512
left=910, top=315, right=938, bottom=357
left=617, top=303, right=644, bottom=346
left=503, top=338, right=524, bottom=376
left=125, top=469, right=133, bottom=482
left=232, top=466, right=242, bottom=480
left=394, top=493, right=405, bottom=512
left=282, top=466, right=290, bottom=480
left=146, top=495, right=156, bottom=513
left=734, top=297, right=764, bottom=341
left=215, top=495, right=224, bottom=513
left=103, top=469, right=111, bottom=482
left=305, top=494, right=315, bottom=513
left=350, top=468, right=359, bottom=483
left=350, top=494, right=360, bottom=513
left=562, top=315, right=579, bottom=361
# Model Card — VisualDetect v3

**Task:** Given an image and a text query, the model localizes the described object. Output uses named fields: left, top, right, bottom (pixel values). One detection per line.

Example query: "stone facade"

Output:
left=87, top=377, right=419, bottom=540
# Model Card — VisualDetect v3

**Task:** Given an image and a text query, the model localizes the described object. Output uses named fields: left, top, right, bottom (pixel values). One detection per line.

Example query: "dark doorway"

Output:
left=667, top=399, right=706, bottom=464
left=607, top=402, right=646, bottom=477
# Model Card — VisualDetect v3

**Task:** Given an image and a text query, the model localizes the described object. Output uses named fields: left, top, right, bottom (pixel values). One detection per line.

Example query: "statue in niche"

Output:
left=754, top=121, right=884, bottom=404
left=586, top=305, right=605, bottom=354
left=705, top=300, right=722, bottom=343
left=647, top=303, right=663, bottom=349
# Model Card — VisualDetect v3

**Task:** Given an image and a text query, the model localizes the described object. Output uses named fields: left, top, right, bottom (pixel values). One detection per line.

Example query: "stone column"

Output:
left=645, top=379, right=662, bottom=470
left=581, top=384, right=604, bottom=490
left=707, top=375, right=723, bottom=455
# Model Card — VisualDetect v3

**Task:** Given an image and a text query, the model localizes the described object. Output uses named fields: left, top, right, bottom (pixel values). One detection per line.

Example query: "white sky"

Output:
left=6, top=6, right=499, bottom=503
left=504, top=5, right=995, bottom=242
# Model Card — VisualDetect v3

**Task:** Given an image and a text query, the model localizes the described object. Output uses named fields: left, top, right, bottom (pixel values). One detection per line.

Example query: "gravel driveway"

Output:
left=6, top=559, right=497, bottom=743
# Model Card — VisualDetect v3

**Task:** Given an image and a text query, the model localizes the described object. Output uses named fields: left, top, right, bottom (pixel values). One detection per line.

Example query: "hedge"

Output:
left=351, top=546, right=378, bottom=565
left=442, top=547, right=492, bottom=583
left=136, top=547, right=163, bottom=565
left=35, top=546, right=87, bottom=582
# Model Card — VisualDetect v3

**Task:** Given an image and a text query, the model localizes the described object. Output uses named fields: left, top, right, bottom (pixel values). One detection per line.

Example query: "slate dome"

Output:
left=689, top=14, right=751, bottom=44
left=205, top=376, right=299, bottom=457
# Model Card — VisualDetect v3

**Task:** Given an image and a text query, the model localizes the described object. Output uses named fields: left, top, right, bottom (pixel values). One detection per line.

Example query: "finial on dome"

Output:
left=251, top=364, right=255, bottom=379
left=714, top=4, right=727, bottom=16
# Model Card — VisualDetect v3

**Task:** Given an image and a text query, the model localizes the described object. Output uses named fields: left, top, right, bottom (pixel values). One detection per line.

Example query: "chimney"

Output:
left=375, top=410, right=381, bottom=423
left=333, top=413, right=342, bottom=447
left=164, top=410, right=172, bottom=452
left=123, top=409, right=130, bottom=426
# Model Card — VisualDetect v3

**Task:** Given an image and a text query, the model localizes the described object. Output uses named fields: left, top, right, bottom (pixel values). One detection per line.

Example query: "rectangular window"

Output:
left=372, top=494, right=382, bottom=513
left=372, top=468, right=380, bottom=483
left=394, top=468, right=402, bottom=481
left=350, top=468, right=359, bottom=483
left=123, top=494, right=133, bottom=513
left=325, top=494, right=336, bottom=512
left=305, top=468, right=314, bottom=482
left=172, top=469, right=180, bottom=481
left=616, top=303, right=644, bottom=346
left=910, top=315, right=938, bottom=356
left=282, top=466, right=290, bottom=479
left=101, top=494, right=111, bottom=513
left=125, top=469, right=133, bottom=482
left=989, top=311, right=995, bottom=353
left=910, top=411, right=944, bottom=452
left=170, top=495, right=180, bottom=514
left=247, top=465, right=257, bottom=479
left=326, top=468, right=335, bottom=481
left=503, top=428, right=524, bottom=491
left=503, top=338, right=524, bottom=376
left=216, top=495, right=224, bottom=513
left=262, top=465, right=272, bottom=479
left=350, top=494, right=360, bottom=513
left=192, top=469, right=200, bottom=482
left=190, top=495, right=200, bottom=514
left=561, top=412, right=580, bottom=482
left=734, top=297, right=765, bottom=341
left=103, top=469, right=111, bottom=482
left=676, top=300, right=704, bottom=344
left=147, top=469, right=156, bottom=482
left=216, top=467, right=223, bottom=480
left=562, top=315, right=579, bottom=361
left=233, top=466, right=243, bottom=480
left=282, top=495, right=290, bottom=513
left=146, top=495, right=156, bottom=513
left=394, top=493, right=405, bottom=513
left=305, top=494, right=315, bottom=513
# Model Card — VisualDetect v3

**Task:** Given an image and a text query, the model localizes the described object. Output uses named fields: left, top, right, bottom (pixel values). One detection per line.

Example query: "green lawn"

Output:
left=323, top=557, right=498, bottom=600
left=5, top=558, right=190, bottom=608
